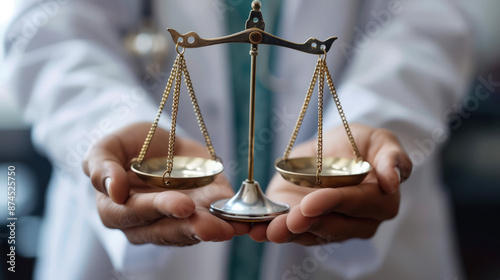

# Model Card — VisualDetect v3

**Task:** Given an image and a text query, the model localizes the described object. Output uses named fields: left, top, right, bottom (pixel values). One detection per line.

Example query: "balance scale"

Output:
left=130, top=1, right=372, bottom=222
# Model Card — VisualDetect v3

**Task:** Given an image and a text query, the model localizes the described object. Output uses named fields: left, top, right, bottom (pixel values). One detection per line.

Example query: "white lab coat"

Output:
left=5, top=0, right=500, bottom=279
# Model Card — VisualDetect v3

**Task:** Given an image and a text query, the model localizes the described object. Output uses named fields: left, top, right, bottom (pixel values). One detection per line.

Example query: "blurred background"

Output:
left=0, top=2, right=53, bottom=280
left=0, top=1, right=499, bottom=279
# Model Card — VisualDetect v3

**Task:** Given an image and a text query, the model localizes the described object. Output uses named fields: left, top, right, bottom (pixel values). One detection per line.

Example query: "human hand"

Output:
left=83, top=122, right=249, bottom=246
left=249, top=124, right=412, bottom=245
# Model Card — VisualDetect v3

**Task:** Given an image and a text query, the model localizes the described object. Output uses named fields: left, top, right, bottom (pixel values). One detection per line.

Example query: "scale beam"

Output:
left=167, top=28, right=337, bottom=55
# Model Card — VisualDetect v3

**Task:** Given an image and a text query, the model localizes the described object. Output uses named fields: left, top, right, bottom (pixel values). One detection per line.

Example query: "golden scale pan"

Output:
left=131, top=1, right=371, bottom=222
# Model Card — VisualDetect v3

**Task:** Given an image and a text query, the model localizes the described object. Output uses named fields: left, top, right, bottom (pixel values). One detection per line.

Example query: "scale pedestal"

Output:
left=210, top=180, right=289, bottom=222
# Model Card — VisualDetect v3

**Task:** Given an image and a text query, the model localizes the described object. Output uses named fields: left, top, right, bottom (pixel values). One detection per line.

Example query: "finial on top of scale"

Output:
left=252, top=1, right=261, bottom=11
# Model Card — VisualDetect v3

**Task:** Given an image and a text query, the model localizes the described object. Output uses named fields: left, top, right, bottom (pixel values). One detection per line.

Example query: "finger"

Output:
left=83, top=135, right=130, bottom=204
left=154, top=191, right=197, bottom=218
left=288, top=208, right=379, bottom=241
left=287, top=205, right=314, bottom=234
left=282, top=232, right=326, bottom=246
left=190, top=210, right=235, bottom=242
left=123, top=210, right=235, bottom=245
left=369, top=132, right=413, bottom=194
left=230, top=222, right=252, bottom=236
left=101, top=161, right=130, bottom=204
left=278, top=219, right=378, bottom=246
left=373, top=148, right=412, bottom=194
left=300, top=185, right=400, bottom=220
left=248, top=222, right=269, bottom=242
left=265, top=215, right=318, bottom=245
left=307, top=214, right=379, bottom=241
left=123, top=217, right=198, bottom=246
left=96, top=190, right=196, bottom=229
left=266, top=214, right=293, bottom=243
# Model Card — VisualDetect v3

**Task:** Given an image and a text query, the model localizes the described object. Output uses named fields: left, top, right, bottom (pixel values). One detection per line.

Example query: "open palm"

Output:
left=83, top=122, right=249, bottom=246
left=249, top=124, right=412, bottom=245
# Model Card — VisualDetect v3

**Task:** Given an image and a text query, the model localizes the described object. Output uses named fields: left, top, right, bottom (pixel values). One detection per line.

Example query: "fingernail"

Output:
left=104, top=177, right=111, bottom=196
left=171, top=214, right=181, bottom=219
left=193, top=235, right=201, bottom=241
left=394, top=167, right=401, bottom=183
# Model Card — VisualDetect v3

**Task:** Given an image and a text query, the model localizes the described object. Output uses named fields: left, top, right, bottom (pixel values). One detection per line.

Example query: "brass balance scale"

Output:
left=131, top=1, right=372, bottom=222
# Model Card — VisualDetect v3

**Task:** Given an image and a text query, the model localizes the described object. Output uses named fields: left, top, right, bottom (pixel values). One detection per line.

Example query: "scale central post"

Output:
left=210, top=1, right=290, bottom=222
left=247, top=44, right=257, bottom=182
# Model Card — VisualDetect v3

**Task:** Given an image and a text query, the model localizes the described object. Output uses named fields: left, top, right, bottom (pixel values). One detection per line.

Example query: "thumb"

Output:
left=83, top=138, right=131, bottom=204
left=373, top=146, right=412, bottom=194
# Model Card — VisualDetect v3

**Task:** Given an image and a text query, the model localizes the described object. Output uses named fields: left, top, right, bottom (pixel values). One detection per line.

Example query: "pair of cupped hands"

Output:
left=83, top=122, right=412, bottom=247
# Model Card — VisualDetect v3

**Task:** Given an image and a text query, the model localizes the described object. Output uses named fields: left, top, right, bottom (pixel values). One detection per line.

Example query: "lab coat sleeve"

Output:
left=5, top=0, right=171, bottom=270
left=319, top=1, right=483, bottom=278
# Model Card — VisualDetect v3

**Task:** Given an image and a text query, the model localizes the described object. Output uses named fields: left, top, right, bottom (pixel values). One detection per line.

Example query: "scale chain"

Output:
left=136, top=55, right=181, bottom=164
left=316, top=57, right=325, bottom=184
left=324, top=62, right=362, bottom=160
left=165, top=56, right=184, bottom=178
left=179, top=55, right=218, bottom=161
left=283, top=57, right=323, bottom=160
left=282, top=55, right=362, bottom=185
left=135, top=48, right=220, bottom=185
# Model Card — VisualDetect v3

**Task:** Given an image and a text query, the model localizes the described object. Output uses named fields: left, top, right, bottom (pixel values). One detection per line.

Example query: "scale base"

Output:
left=210, top=180, right=289, bottom=222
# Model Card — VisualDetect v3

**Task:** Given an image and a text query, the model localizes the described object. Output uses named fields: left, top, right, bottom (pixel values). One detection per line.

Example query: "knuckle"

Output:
left=124, top=218, right=199, bottom=247
left=149, top=233, right=171, bottom=245
left=96, top=200, right=146, bottom=230
left=371, top=128, right=391, bottom=141
left=99, top=215, right=118, bottom=229
left=118, top=210, right=146, bottom=228
left=98, top=214, right=121, bottom=230
left=149, top=230, right=198, bottom=247
left=96, top=200, right=120, bottom=229
left=370, top=128, right=402, bottom=150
